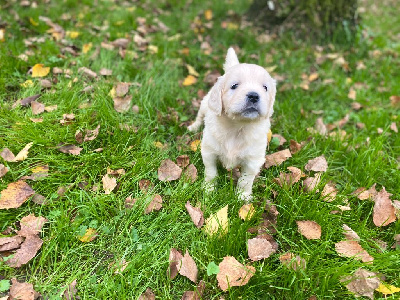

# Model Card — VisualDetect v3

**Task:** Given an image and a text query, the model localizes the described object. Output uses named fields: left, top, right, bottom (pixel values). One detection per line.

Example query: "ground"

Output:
left=0, top=0, right=399, bottom=299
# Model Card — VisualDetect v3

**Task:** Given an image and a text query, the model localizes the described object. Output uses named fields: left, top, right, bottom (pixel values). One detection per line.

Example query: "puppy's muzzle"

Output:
left=246, top=92, right=260, bottom=104
left=240, top=92, right=260, bottom=119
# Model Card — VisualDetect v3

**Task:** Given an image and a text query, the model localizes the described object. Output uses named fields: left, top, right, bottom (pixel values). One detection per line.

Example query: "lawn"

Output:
left=0, top=0, right=399, bottom=299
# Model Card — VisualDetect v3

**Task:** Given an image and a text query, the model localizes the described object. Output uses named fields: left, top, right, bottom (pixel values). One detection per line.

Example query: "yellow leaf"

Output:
left=239, top=204, right=255, bottom=220
left=14, top=142, right=33, bottom=162
left=190, top=140, right=201, bottom=152
left=67, top=31, right=80, bottom=39
left=127, top=7, right=136, bottom=12
left=109, top=87, right=116, bottom=98
left=31, top=165, right=48, bottom=173
left=154, top=141, right=165, bottom=149
left=183, top=75, right=197, bottom=86
left=186, top=64, right=199, bottom=77
left=148, top=45, right=158, bottom=54
left=32, top=64, right=50, bottom=78
left=82, top=42, right=92, bottom=54
left=29, top=17, right=39, bottom=26
left=21, top=80, right=34, bottom=88
left=376, top=283, right=400, bottom=295
left=346, top=77, right=352, bottom=84
left=114, top=20, right=125, bottom=26
left=267, top=130, right=272, bottom=143
left=0, top=28, right=5, bottom=42
left=204, top=205, right=228, bottom=236
left=265, top=65, right=277, bottom=73
left=204, top=9, right=213, bottom=20
left=79, top=228, right=98, bottom=242
left=308, top=72, right=319, bottom=82
left=226, top=22, right=239, bottom=30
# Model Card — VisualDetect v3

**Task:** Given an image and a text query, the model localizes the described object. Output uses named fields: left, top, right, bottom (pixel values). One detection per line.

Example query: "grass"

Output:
left=0, top=0, right=399, bottom=299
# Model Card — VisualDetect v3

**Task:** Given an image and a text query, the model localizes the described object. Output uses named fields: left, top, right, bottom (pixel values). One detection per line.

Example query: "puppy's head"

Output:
left=208, top=48, right=276, bottom=121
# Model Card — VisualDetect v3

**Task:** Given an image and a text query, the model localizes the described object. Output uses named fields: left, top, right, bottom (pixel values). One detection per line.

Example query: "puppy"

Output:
left=188, top=48, right=276, bottom=201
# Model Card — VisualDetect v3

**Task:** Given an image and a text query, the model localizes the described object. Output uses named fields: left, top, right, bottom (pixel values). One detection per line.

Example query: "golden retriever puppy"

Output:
left=188, top=47, right=276, bottom=200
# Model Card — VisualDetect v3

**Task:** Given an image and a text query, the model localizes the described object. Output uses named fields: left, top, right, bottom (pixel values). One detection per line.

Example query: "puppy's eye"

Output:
left=230, top=83, right=239, bottom=90
left=263, top=85, right=268, bottom=92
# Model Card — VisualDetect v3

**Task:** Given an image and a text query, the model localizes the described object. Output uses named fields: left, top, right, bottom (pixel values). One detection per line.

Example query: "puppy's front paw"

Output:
left=203, top=181, right=216, bottom=193
left=188, top=122, right=200, bottom=132
left=238, top=192, right=253, bottom=202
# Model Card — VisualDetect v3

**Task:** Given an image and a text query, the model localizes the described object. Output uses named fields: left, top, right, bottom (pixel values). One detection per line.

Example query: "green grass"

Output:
left=0, top=0, right=399, bottom=299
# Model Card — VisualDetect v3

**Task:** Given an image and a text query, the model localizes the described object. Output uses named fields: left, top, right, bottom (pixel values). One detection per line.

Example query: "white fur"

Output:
left=188, top=48, right=276, bottom=201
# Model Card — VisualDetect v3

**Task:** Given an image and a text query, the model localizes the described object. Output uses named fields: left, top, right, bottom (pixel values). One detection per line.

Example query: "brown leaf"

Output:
left=83, top=125, right=100, bottom=142
left=168, top=248, right=183, bottom=279
left=390, top=122, right=398, bottom=133
left=60, top=113, right=75, bottom=125
left=274, top=166, right=302, bottom=187
left=343, top=224, right=360, bottom=241
left=181, top=280, right=205, bottom=300
left=264, top=149, right=292, bottom=168
left=31, top=101, right=45, bottom=115
left=57, top=144, right=82, bottom=155
left=115, top=82, right=130, bottom=97
left=102, top=174, right=117, bottom=194
left=321, top=182, right=337, bottom=202
left=124, top=196, right=137, bottom=209
left=272, top=134, right=287, bottom=146
left=111, top=38, right=129, bottom=49
left=356, top=184, right=378, bottom=200
left=113, top=95, right=132, bottom=113
left=139, top=179, right=154, bottom=193
left=1, top=148, right=16, bottom=162
left=0, top=181, right=35, bottom=209
left=279, top=252, right=306, bottom=271
left=9, top=278, right=40, bottom=300
left=158, top=159, right=182, bottom=181
left=303, top=173, right=322, bottom=192
left=0, top=163, right=9, bottom=177
left=99, top=68, right=113, bottom=76
left=305, top=155, right=328, bottom=172
left=78, top=67, right=97, bottom=79
left=176, top=155, right=190, bottom=168
left=106, top=167, right=125, bottom=176
left=179, top=250, right=198, bottom=283
left=20, top=94, right=41, bottom=107
left=183, top=164, right=197, bottom=183
left=341, top=268, right=380, bottom=299
left=217, top=256, right=255, bottom=291
left=17, top=214, right=47, bottom=237
left=373, top=187, right=396, bottom=227
left=0, top=236, right=24, bottom=251
left=31, top=194, right=46, bottom=205
left=315, top=117, right=327, bottom=135
left=139, top=288, right=155, bottom=300
left=44, top=104, right=57, bottom=112
left=335, top=240, right=374, bottom=263
left=63, top=280, right=77, bottom=300
left=6, top=235, right=43, bottom=267
left=296, top=220, right=321, bottom=239
left=248, top=237, right=277, bottom=261
left=145, top=194, right=163, bottom=214
left=289, top=139, right=303, bottom=154
left=389, top=95, right=400, bottom=107
left=185, top=201, right=204, bottom=228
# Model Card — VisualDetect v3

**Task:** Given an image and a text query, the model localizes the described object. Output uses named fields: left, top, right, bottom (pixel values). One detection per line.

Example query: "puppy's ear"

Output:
left=208, top=76, right=224, bottom=116
left=267, top=79, right=277, bottom=118
left=223, top=47, right=239, bottom=72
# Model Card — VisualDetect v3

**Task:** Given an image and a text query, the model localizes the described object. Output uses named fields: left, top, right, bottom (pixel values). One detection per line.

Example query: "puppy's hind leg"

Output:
left=188, top=96, right=208, bottom=132
left=202, top=151, right=218, bottom=193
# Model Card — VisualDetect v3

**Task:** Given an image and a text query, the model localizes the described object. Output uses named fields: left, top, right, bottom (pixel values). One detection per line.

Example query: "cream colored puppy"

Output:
left=188, top=48, right=276, bottom=200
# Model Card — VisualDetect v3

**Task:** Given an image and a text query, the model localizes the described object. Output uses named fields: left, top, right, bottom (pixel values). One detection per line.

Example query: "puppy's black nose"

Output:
left=246, top=92, right=260, bottom=104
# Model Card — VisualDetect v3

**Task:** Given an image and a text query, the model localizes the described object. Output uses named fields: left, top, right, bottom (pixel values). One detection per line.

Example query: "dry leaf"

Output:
left=204, top=205, right=228, bottom=236
left=390, top=95, right=400, bottom=107
left=176, top=155, right=190, bottom=168
left=18, top=94, right=40, bottom=107
left=390, top=122, right=398, bottom=133
left=1, top=148, right=16, bottom=162
left=264, top=149, right=292, bottom=168
left=238, top=203, right=255, bottom=220
left=60, top=113, right=75, bottom=125
left=348, top=88, right=356, bottom=100
left=44, top=104, right=57, bottom=112
left=343, top=224, right=360, bottom=241
left=321, top=182, right=337, bottom=202
left=179, top=250, right=198, bottom=283
left=17, top=214, right=47, bottom=237
left=247, top=237, right=277, bottom=261
left=186, top=64, right=199, bottom=77
left=102, top=174, right=117, bottom=194
left=181, top=280, right=205, bottom=300
left=169, top=248, right=183, bottom=279
left=158, top=159, right=182, bottom=181
left=139, top=288, right=155, bottom=300
left=0, top=164, right=9, bottom=177
left=183, top=164, right=197, bottom=183
left=335, top=240, right=374, bottom=262
left=185, top=201, right=204, bottom=228
left=376, top=283, right=400, bottom=295
left=372, top=187, right=396, bottom=227
left=113, top=95, right=132, bottom=113
left=31, top=101, right=45, bottom=115
left=57, top=144, right=82, bottom=155
left=0, top=181, right=35, bottom=209
left=356, top=184, right=378, bottom=200
left=31, top=194, right=46, bottom=205
left=190, top=140, right=201, bottom=152
left=279, top=252, right=306, bottom=271
left=204, top=9, right=213, bottom=20
left=308, top=72, right=319, bottom=82
left=14, top=142, right=33, bottom=162
left=31, top=63, right=50, bottom=77
left=9, top=278, right=40, bottom=300
left=83, top=125, right=100, bottom=142
left=6, top=235, right=43, bottom=267
left=0, top=236, right=24, bottom=251
left=139, top=179, right=154, bottom=193
left=296, top=220, right=321, bottom=239
left=78, top=67, right=97, bottom=79
left=145, top=194, right=163, bottom=214
left=217, top=256, right=255, bottom=291
left=289, top=139, right=303, bottom=154
left=315, top=117, right=327, bottom=135
left=63, top=280, right=77, bottom=300
left=124, top=196, right=137, bottom=209
left=79, top=228, right=98, bottom=242
left=99, top=68, right=112, bottom=76
left=272, top=134, right=287, bottom=146
left=183, top=75, right=197, bottom=86
left=341, top=268, right=380, bottom=299
left=303, top=173, right=322, bottom=192
left=305, top=155, right=328, bottom=172
left=274, top=166, right=302, bottom=187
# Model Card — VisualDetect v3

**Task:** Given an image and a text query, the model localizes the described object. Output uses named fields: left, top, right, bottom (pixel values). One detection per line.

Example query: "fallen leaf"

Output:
left=183, top=75, right=197, bottom=86
left=14, top=142, right=34, bottom=162
left=19, top=94, right=41, bottom=107
left=204, top=205, right=228, bottom=236
left=274, top=166, right=302, bottom=187
left=390, top=95, right=400, bottom=107
left=204, top=9, right=213, bottom=20
left=373, top=187, right=396, bottom=227
left=279, top=252, right=306, bottom=271
left=113, top=95, right=132, bottom=113
left=238, top=203, right=255, bottom=220
left=139, top=179, right=154, bottom=193
left=158, top=159, right=182, bottom=181
left=305, top=155, right=328, bottom=172
left=272, top=134, right=287, bottom=146
left=0, top=181, right=35, bottom=209
left=30, top=118, right=43, bottom=123
left=17, top=214, right=47, bottom=237
left=185, top=201, right=204, bottom=228
left=78, top=67, right=97, bottom=79
left=66, top=31, right=79, bottom=39
left=321, top=182, right=337, bottom=202
left=264, top=149, right=292, bottom=168
left=296, top=220, right=321, bottom=239
left=60, top=113, right=75, bottom=125
left=308, top=72, right=319, bottom=82
left=181, top=280, right=205, bottom=300
left=179, top=250, right=198, bottom=283
left=356, top=184, right=378, bottom=200
left=82, top=42, right=92, bottom=54
left=83, top=125, right=100, bottom=142
left=169, top=248, right=183, bottom=279
left=343, top=224, right=360, bottom=241
left=183, top=164, right=197, bottom=182
left=31, top=64, right=50, bottom=77
left=217, top=256, right=255, bottom=291
left=376, top=283, right=400, bottom=295
left=57, top=144, right=82, bottom=155
left=99, top=68, right=112, bottom=76
left=176, top=155, right=190, bottom=168
left=303, top=173, right=322, bottom=192
left=341, top=268, right=380, bottom=299
left=289, top=139, right=303, bottom=154
left=0, top=236, right=24, bottom=251
left=79, top=228, right=98, bottom=242
left=335, top=240, right=374, bottom=262
left=9, top=278, right=40, bottom=300
left=190, top=140, right=201, bottom=152
left=314, top=117, right=327, bottom=135
left=63, top=280, right=77, bottom=300
left=145, top=194, right=163, bottom=214
left=31, top=101, right=45, bottom=115
left=31, top=194, right=46, bottom=205
left=44, top=105, right=57, bottom=112
left=247, top=237, right=277, bottom=261
left=390, top=122, right=398, bottom=133
left=6, top=235, right=43, bottom=267
left=186, top=64, right=199, bottom=77
left=1, top=148, right=16, bottom=162
left=0, top=164, right=9, bottom=177
left=124, top=196, right=137, bottom=209
left=138, top=288, right=155, bottom=300
left=348, top=88, right=356, bottom=100
left=114, top=82, right=130, bottom=97
left=102, top=174, right=117, bottom=194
